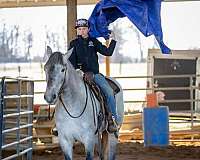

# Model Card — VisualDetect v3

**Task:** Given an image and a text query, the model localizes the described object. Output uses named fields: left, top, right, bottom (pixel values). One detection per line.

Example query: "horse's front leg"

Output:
left=83, top=136, right=96, bottom=160
left=59, top=135, right=73, bottom=160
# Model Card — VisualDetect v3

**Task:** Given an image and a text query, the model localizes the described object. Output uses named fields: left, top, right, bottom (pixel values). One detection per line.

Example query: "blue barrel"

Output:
left=143, top=106, right=169, bottom=147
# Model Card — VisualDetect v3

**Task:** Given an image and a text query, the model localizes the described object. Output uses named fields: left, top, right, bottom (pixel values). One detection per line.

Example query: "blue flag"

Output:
left=88, top=0, right=171, bottom=54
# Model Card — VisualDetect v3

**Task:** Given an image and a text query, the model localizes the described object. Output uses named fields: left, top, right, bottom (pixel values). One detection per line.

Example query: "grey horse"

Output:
left=44, top=46, right=124, bottom=160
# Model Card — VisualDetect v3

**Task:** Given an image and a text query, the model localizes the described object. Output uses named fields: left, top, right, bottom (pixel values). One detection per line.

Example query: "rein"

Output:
left=58, top=69, right=89, bottom=118
left=58, top=67, right=67, bottom=97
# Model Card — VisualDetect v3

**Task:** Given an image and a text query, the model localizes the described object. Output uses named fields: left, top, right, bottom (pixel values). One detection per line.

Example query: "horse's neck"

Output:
left=62, top=63, right=85, bottom=104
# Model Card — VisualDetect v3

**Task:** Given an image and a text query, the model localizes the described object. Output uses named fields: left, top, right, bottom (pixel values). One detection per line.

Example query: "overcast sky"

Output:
left=0, top=1, right=200, bottom=59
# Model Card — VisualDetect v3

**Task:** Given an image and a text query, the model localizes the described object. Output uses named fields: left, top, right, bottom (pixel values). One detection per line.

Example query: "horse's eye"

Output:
left=61, top=68, right=65, bottom=72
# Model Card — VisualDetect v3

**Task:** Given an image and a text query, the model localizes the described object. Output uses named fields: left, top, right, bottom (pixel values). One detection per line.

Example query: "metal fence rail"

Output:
left=0, top=77, right=34, bottom=160
left=34, top=74, right=200, bottom=116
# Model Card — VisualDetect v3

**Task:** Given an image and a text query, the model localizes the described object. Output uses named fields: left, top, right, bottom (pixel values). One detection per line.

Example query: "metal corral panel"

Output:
left=0, top=77, right=34, bottom=160
left=147, top=49, right=200, bottom=112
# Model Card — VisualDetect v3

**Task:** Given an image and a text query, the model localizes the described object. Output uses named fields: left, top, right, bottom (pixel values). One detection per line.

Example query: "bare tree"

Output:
left=23, top=29, right=33, bottom=61
left=0, top=23, right=16, bottom=61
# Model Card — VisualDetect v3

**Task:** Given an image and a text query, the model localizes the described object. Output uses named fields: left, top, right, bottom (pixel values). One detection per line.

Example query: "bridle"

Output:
left=57, top=66, right=67, bottom=97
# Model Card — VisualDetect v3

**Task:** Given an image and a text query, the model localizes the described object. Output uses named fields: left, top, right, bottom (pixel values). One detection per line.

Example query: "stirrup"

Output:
left=107, top=116, right=118, bottom=133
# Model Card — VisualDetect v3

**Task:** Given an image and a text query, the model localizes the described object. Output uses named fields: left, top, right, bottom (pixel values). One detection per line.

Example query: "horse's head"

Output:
left=44, top=46, right=73, bottom=104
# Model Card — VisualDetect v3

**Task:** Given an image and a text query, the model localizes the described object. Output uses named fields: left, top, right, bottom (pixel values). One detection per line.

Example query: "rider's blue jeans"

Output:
left=93, top=73, right=118, bottom=122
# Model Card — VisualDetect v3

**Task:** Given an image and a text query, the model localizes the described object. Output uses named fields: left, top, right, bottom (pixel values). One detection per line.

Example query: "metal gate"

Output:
left=148, top=49, right=200, bottom=112
left=0, top=77, right=34, bottom=160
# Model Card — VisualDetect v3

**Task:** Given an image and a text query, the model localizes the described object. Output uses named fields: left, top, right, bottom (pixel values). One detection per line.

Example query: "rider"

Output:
left=68, top=18, right=118, bottom=133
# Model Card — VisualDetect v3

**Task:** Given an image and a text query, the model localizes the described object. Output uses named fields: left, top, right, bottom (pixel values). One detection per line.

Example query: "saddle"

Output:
left=86, top=77, right=120, bottom=106
left=85, top=77, right=120, bottom=133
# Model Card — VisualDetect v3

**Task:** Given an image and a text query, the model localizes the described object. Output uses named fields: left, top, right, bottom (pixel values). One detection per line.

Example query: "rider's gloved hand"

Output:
left=83, top=72, right=94, bottom=84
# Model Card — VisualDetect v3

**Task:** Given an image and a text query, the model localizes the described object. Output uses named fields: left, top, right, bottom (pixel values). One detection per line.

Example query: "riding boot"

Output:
left=107, top=113, right=118, bottom=133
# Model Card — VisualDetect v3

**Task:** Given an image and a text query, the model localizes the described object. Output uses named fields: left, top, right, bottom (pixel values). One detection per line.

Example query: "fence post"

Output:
left=27, top=81, right=34, bottom=160
left=190, top=76, right=194, bottom=128
left=0, top=77, right=5, bottom=159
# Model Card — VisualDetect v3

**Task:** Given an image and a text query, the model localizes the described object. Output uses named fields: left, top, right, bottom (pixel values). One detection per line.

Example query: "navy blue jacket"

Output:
left=68, top=36, right=116, bottom=74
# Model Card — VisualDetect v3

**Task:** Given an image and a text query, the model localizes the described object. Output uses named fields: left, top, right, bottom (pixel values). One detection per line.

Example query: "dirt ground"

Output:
left=33, top=142, right=200, bottom=160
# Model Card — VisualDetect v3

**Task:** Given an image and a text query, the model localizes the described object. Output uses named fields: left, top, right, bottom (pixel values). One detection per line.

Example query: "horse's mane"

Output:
left=45, top=52, right=64, bottom=67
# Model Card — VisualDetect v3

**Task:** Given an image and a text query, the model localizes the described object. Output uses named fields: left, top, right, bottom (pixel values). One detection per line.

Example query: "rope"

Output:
left=59, top=82, right=88, bottom=118
left=48, top=104, right=55, bottom=121
left=90, top=89, right=97, bottom=127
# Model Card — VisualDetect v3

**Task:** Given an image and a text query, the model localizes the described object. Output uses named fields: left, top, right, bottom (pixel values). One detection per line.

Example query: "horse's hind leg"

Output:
left=108, top=133, right=118, bottom=160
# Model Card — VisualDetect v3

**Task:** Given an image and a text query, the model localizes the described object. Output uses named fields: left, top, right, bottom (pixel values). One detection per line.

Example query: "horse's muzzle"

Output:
left=44, top=94, right=57, bottom=104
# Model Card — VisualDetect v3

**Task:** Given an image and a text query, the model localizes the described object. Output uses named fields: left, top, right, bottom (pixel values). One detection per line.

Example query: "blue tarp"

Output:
left=88, top=0, right=171, bottom=54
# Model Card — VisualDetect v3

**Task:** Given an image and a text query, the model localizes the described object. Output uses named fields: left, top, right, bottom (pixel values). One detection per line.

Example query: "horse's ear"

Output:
left=46, top=46, right=53, bottom=58
left=63, top=48, right=74, bottom=63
